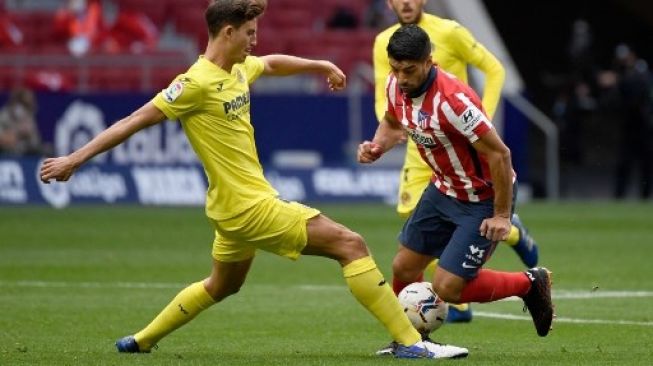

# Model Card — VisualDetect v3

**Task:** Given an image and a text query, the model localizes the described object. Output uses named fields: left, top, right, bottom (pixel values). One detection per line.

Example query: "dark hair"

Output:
left=387, top=24, right=431, bottom=61
left=205, top=0, right=267, bottom=38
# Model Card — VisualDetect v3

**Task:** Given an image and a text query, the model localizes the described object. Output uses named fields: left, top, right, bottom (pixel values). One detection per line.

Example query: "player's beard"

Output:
left=399, top=84, right=417, bottom=95
left=398, top=10, right=422, bottom=25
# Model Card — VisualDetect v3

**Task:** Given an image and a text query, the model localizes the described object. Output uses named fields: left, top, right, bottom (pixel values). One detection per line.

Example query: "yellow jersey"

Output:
left=152, top=55, right=278, bottom=221
left=373, top=13, right=505, bottom=121
left=373, top=13, right=505, bottom=171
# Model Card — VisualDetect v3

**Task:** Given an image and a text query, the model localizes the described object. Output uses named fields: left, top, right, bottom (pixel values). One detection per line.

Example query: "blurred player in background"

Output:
left=53, top=0, right=104, bottom=56
left=360, top=25, right=554, bottom=355
left=373, top=0, right=539, bottom=323
left=0, top=87, right=44, bottom=155
left=40, top=0, right=468, bottom=359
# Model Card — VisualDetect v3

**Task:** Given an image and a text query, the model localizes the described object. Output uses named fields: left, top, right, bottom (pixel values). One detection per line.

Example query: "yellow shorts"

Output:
left=397, top=140, right=433, bottom=217
left=210, top=197, right=321, bottom=262
left=396, top=164, right=432, bottom=218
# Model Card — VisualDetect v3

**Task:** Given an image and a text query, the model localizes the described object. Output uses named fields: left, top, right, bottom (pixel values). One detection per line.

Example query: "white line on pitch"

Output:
left=0, top=280, right=184, bottom=289
left=2, top=280, right=652, bottom=299
left=474, top=311, right=653, bottom=327
left=3, top=280, right=653, bottom=327
left=553, top=290, right=653, bottom=299
left=0, top=280, right=349, bottom=291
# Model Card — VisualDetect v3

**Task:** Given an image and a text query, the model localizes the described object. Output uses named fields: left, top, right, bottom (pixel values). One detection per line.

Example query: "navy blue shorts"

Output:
left=398, top=183, right=515, bottom=280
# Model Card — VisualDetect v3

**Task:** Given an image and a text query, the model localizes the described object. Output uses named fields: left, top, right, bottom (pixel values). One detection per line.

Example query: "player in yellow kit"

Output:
left=373, top=0, right=539, bottom=325
left=39, top=0, right=468, bottom=359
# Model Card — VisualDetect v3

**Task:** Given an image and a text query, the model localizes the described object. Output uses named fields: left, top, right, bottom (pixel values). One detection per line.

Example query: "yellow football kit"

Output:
left=152, top=56, right=319, bottom=262
left=135, top=55, right=423, bottom=351
left=373, top=13, right=505, bottom=216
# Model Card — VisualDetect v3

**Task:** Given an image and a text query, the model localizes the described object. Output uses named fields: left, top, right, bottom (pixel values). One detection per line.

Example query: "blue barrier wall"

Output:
left=0, top=157, right=401, bottom=207
left=1, top=91, right=527, bottom=206
left=1, top=92, right=378, bottom=166
left=2, top=91, right=401, bottom=207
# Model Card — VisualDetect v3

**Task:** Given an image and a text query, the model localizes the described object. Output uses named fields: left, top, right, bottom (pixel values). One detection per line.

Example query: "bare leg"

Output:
left=392, top=245, right=433, bottom=284
left=204, top=257, right=254, bottom=301
left=432, top=266, right=466, bottom=303
left=301, top=214, right=369, bottom=264
left=133, top=257, right=254, bottom=350
left=301, top=214, right=421, bottom=347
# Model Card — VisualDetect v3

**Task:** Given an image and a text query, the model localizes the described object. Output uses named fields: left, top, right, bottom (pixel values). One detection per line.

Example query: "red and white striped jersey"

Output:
left=385, top=67, right=497, bottom=202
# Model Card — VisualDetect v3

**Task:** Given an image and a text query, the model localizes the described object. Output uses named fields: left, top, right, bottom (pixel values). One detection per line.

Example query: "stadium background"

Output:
left=2, top=0, right=652, bottom=205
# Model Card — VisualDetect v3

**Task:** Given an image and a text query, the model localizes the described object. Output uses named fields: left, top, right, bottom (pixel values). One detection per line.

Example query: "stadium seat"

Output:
left=116, top=0, right=168, bottom=25
left=24, top=67, right=77, bottom=92
left=267, top=9, right=316, bottom=30
left=253, top=31, right=289, bottom=55
left=0, top=66, right=21, bottom=89
left=172, top=7, right=208, bottom=50
left=150, top=66, right=187, bottom=91
left=0, top=44, right=29, bottom=54
left=0, top=3, right=375, bottom=92
left=88, top=66, right=142, bottom=92
left=32, top=44, right=68, bottom=55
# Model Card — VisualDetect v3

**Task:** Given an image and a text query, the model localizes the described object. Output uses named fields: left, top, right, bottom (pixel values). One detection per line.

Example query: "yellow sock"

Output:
left=424, top=258, right=439, bottom=278
left=450, top=303, right=470, bottom=311
left=504, top=225, right=520, bottom=246
left=343, top=256, right=421, bottom=346
left=134, top=281, right=215, bottom=350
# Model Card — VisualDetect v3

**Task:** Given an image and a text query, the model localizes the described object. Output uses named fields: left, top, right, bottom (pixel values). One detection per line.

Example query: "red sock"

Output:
left=459, top=269, right=531, bottom=303
left=392, top=273, right=424, bottom=295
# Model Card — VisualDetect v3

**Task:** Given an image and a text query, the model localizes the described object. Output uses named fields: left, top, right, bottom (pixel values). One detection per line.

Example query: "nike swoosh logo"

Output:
left=378, top=279, right=386, bottom=286
left=462, top=262, right=477, bottom=269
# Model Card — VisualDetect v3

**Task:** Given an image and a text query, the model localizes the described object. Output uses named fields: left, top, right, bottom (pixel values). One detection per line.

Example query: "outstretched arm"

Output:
left=40, top=102, right=166, bottom=183
left=358, top=113, right=406, bottom=164
left=260, top=55, right=346, bottom=91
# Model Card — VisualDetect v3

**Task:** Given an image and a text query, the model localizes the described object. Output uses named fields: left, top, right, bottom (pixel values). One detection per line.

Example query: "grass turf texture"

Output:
left=1, top=202, right=652, bottom=365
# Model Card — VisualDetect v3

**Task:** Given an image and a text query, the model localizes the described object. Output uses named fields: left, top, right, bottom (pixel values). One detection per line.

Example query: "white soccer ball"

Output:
left=398, top=282, right=448, bottom=335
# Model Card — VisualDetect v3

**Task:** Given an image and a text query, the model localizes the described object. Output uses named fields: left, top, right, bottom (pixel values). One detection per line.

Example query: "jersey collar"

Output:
left=198, top=55, right=232, bottom=76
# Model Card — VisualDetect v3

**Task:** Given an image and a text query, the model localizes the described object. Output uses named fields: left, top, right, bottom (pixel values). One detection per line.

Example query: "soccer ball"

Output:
left=398, top=282, right=448, bottom=335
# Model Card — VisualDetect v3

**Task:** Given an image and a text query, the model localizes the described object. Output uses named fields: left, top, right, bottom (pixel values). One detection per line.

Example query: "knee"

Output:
left=339, top=230, right=369, bottom=260
left=204, top=280, right=242, bottom=302
left=432, top=278, right=462, bottom=303
left=391, top=256, right=422, bottom=282
left=345, top=230, right=369, bottom=256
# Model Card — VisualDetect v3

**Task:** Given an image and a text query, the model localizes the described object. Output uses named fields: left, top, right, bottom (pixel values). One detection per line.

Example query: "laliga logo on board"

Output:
left=265, top=172, right=306, bottom=201
left=36, top=158, right=70, bottom=208
left=42, top=100, right=127, bottom=208
left=54, top=99, right=197, bottom=165
left=55, top=100, right=108, bottom=163
left=37, top=160, right=128, bottom=208
left=0, top=161, right=27, bottom=203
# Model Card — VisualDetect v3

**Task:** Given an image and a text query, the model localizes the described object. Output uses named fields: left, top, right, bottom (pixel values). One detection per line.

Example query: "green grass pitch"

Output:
left=1, top=202, right=652, bottom=365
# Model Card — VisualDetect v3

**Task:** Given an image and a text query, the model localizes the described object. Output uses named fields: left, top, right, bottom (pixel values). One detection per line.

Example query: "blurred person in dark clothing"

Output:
left=551, top=80, right=596, bottom=166
left=611, top=44, right=652, bottom=199
left=567, top=19, right=596, bottom=88
left=0, top=88, right=43, bottom=155
left=553, top=19, right=598, bottom=166
left=327, top=6, right=359, bottom=29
